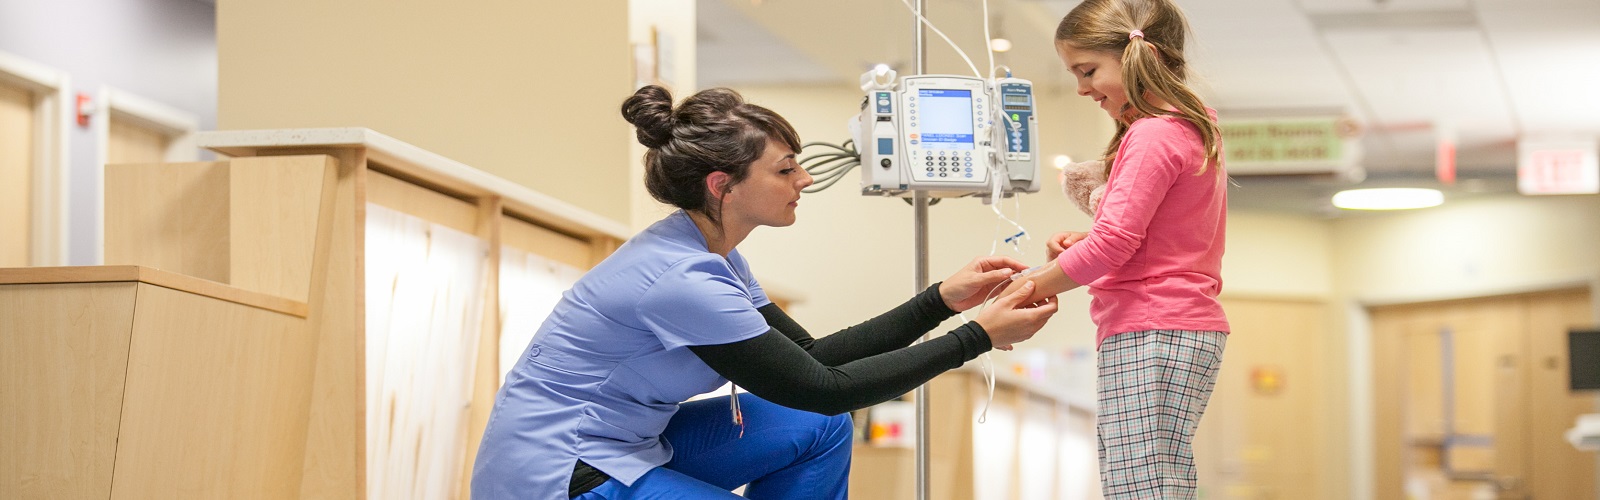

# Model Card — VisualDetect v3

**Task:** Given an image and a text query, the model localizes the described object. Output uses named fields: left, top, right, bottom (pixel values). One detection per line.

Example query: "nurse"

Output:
left=471, top=85, right=1059, bottom=499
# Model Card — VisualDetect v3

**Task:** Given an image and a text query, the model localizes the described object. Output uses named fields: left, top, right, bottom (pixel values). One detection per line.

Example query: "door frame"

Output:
left=1347, top=276, right=1600, bottom=499
left=0, top=50, right=70, bottom=266
left=91, top=86, right=199, bottom=264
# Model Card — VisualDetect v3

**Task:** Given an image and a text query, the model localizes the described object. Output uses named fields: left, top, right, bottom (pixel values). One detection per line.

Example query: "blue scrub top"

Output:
left=471, top=210, right=772, bottom=500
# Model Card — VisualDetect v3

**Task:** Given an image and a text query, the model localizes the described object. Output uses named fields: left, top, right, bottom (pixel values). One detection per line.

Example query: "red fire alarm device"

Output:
left=75, top=92, right=92, bottom=127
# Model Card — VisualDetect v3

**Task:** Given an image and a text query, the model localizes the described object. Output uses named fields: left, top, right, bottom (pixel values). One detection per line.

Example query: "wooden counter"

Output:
left=1, top=266, right=316, bottom=499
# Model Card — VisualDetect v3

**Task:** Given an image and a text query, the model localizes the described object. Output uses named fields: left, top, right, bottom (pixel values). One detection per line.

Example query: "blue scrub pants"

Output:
left=577, top=393, right=853, bottom=499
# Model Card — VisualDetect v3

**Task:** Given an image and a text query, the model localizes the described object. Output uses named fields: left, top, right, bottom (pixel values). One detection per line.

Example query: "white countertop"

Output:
left=195, top=128, right=632, bottom=241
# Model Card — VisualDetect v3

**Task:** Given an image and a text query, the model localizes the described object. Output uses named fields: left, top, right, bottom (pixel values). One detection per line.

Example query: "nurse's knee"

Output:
left=820, top=411, right=853, bottom=448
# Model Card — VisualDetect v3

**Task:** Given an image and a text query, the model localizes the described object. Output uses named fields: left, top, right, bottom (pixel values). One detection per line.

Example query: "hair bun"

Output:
left=621, top=85, right=676, bottom=149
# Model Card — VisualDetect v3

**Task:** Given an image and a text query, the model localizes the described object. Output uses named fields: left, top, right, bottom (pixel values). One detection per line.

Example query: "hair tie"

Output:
left=1129, top=29, right=1144, bottom=40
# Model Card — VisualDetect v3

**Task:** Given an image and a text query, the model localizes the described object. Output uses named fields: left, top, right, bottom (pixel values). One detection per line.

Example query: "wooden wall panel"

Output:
left=108, top=116, right=169, bottom=165
left=1370, top=290, right=1595, bottom=500
left=849, top=446, right=915, bottom=500
left=462, top=197, right=503, bottom=500
left=928, top=374, right=976, bottom=500
left=228, top=155, right=336, bottom=303
left=363, top=203, right=489, bottom=499
left=104, top=161, right=232, bottom=283
left=0, top=282, right=137, bottom=499
left=1525, top=290, right=1596, bottom=500
left=275, top=147, right=368, bottom=500
left=1197, top=298, right=1332, bottom=500
left=0, top=82, right=31, bottom=267
left=502, top=214, right=591, bottom=270
left=366, top=170, right=479, bottom=235
left=109, top=283, right=315, bottom=499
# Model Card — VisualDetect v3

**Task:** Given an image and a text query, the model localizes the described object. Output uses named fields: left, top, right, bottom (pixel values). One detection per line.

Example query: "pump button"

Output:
left=881, top=158, right=892, bottom=169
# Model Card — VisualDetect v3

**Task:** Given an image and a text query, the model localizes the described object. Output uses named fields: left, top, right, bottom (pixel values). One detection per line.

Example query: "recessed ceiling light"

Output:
left=1053, top=155, right=1072, bottom=169
left=990, top=38, right=1012, bottom=52
left=1332, top=188, right=1444, bottom=210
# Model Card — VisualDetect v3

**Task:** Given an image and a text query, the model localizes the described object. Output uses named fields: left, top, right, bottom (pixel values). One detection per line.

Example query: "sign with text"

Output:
left=1220, top=117, right=1359, bottom=175
left=1518, top=139, right=1599, bottom=195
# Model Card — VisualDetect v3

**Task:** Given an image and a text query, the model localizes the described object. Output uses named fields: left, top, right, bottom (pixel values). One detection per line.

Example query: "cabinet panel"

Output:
left=0, top=82, right=31, bottom=267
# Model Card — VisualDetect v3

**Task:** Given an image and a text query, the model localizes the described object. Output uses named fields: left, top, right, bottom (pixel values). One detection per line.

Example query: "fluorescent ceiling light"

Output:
left=1332, top=188, right=1444, bottom=210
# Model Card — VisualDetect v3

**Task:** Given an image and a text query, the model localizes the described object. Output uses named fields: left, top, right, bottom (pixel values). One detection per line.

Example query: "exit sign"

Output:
left=1518, top=139, right=1599, bottom=195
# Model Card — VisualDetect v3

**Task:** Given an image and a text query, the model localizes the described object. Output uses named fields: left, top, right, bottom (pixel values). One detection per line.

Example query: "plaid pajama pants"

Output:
left=1096, top=329, right=1228, bottom=499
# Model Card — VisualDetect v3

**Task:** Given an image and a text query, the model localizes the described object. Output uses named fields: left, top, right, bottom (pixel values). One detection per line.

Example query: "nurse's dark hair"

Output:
left=621, top=85, right=802, bottom=226
left=1056, top=0, right=1220, bottom=176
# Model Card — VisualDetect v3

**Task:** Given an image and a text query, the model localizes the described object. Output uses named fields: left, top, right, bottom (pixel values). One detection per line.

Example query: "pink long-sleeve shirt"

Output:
left=1057, top=111, right=1230, bottom=347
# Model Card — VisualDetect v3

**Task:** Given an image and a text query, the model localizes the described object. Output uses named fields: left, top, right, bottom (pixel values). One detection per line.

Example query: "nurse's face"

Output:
left=723, top=139, right=812, bottom=229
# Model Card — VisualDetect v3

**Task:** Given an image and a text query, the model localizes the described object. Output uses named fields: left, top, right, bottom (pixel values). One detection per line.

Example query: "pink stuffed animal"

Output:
left=1059, top=159, right=1107, bottom=217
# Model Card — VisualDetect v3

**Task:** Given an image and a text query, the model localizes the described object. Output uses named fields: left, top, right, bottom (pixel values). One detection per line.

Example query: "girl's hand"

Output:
left=939, top=256, right=1029, bottom=312
left=1044, top=231, right=1089, bottom=261
left=977, top=282, right=1059, bottom=351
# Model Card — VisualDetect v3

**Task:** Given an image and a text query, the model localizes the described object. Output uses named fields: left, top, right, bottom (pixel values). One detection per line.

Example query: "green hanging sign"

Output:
left=1220, top=117, right=1357, bottom=174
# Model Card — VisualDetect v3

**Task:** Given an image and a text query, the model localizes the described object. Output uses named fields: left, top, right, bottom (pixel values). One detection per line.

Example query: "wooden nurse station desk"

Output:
left=0, top=266, right=314, bottom=499
left=2, top=128, right=630, bottom=499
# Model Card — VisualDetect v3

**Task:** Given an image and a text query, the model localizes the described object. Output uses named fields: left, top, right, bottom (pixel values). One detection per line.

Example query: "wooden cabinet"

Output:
left=2, top=128, right=629, bottom=499
left=1, top=266, right=314, bottom=499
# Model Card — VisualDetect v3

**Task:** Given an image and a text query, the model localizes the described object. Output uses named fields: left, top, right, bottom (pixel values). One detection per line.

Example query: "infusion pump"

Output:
left=855, top=74, right=1041, bottom=198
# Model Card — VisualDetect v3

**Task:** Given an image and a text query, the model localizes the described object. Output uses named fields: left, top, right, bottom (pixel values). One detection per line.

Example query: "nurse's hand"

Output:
left=977, top=281, right=1058, bottom=351
left=939, top=255, right=1029, bottom=312
left=1044, top=231, right=1088, bottom=261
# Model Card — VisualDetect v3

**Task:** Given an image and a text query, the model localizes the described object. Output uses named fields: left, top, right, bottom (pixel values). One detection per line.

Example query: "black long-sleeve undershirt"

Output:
left=570, top=285, right=992, bottom=497
left=688, top=284, right=992, bottom=416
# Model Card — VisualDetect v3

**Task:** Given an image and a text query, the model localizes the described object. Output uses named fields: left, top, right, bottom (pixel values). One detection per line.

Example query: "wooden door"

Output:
left=1371, top=289, right=1596, bottom=500
left=1524, top=291, right=1597, bottom=500
left=0, top=81, right=32, bottom=267
left=1196, top=298, right=1335, bottom=500
left=107, top=114, right=170, bottom=165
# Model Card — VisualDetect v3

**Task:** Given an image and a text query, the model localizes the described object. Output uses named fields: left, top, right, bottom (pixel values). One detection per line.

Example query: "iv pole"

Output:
left=910, top=1, right=932, bottom=500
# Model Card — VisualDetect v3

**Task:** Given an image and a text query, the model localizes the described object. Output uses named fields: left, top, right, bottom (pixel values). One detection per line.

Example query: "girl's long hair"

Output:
left=1056, top=0, right=1220, bottom=176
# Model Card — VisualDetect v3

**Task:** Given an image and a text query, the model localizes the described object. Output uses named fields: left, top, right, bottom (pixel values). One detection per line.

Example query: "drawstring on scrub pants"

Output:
left=729, top=384, right=744, bottom=438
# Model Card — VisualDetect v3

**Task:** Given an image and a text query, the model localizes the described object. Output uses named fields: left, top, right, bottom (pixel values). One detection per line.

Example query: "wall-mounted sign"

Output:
left=1518, top=139, right=1599, bottom=195
left=1251, top=365, right=1284, bottom=396
left=1220, top=116, right=1362, bottom=176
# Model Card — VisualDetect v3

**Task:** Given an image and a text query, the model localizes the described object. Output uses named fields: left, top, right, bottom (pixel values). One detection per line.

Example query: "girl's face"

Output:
left=1056, top=42, right=1129, bottom=123
left=722, top=139, right=812, bottom=229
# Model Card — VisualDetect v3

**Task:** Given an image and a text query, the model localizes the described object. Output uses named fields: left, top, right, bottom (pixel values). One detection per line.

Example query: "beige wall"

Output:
left=1225, top=211, right=1335, bottom=298
left=1333, top=194, right=1600, bottom=303
left=217, top=0, right=633, bottom=224
left=628, top=0, right=697, bottom=230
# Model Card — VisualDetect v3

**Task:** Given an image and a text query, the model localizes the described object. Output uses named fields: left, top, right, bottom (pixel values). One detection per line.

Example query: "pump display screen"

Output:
left=1003, top=93, right=1031, bottom=107
left=917, top=89, right=975, bottom=150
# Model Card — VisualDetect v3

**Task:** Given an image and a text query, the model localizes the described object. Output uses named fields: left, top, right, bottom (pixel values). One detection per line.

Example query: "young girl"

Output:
left=998, top=0, right=1229, bottom=497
